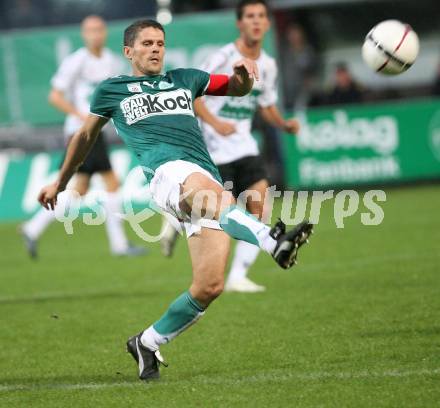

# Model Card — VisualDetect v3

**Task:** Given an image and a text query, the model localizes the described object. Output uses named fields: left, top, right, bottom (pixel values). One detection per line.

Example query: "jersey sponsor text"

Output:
left=120, top=89, right=193, bottom=125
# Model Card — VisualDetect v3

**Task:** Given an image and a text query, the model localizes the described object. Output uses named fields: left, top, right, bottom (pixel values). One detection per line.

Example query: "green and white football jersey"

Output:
left=199, top=43, right=278, bottom=165
left=90, top=68, right=221, bottom=183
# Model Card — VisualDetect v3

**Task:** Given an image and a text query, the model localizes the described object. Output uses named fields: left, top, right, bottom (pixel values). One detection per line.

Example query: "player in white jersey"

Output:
left=20, top=15, right=145, bottom=258
left=161, top=0, right=299, bottom=292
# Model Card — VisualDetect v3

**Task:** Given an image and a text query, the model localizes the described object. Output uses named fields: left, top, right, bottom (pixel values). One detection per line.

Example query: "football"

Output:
left=362, top=19, right=419, bottom=75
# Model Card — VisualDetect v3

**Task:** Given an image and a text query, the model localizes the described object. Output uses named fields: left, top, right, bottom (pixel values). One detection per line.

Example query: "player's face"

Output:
left=124, top=27, right=165, bottom=76
left=81, top=17, right=107, bottom=50
left=237, top=4, right=270, bottom=44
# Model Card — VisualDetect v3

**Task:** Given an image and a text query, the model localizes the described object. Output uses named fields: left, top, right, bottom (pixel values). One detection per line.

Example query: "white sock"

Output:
left=103, top=191, right=128, bottom=253
left=220, top=206, right=277, bottom=254
left=255, top=226, right=277, bottom=254
left=140, top=326, right=167, bottom=351
left=227, top=241, right=260, bottom=283
left=22, top=208, right=55, bottom=240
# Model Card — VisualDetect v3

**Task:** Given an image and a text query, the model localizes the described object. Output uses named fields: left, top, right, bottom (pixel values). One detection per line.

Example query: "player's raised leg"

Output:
left=127, top=227, right=230, bottom=380
left=181, top=171, right=313, bottom=268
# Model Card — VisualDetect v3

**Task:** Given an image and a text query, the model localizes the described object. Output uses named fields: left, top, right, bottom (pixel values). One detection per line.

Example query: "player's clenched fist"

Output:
left=283, top=118, right=300, bottom=134
left=38, top=183, right=62, bottom=210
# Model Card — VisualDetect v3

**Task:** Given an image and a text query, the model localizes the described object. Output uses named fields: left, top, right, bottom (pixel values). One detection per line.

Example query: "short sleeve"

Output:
left=89, top=81, right=113, bottom=118
left=258, top=60, right=278, bottom=108
left=51, top=53, right=82, bottom=92
left=182, top=68, right=210, bottom=99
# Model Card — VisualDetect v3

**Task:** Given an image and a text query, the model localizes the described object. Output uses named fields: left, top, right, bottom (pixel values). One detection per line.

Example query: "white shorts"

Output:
left=149, top=160, right=222, bottom=237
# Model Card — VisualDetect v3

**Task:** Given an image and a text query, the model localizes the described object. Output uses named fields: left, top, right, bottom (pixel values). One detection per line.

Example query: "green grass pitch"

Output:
left=0, top=185, right=439, bottom=407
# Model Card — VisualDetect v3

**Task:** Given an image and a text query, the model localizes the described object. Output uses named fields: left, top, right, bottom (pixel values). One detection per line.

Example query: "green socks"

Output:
left=153, top=291, right=205, bottom=337
left=141, top=291, right=205, bottom=350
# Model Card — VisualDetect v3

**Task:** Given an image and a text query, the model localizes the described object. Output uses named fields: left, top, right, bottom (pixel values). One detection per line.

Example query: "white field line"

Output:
left=1, top=368, right=439, bottom=393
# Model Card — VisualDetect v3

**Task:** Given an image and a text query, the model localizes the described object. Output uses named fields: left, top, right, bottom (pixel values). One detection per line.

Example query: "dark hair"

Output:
left=236, top=0, right=269, bottom=20
left=124, top=19, right=165, bottom=47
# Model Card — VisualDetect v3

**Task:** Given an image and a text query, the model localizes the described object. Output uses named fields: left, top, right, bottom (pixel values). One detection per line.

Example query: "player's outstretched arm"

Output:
left=226, top=58, right=259, bottom=97
left=38, top=114, right=108, bottom=210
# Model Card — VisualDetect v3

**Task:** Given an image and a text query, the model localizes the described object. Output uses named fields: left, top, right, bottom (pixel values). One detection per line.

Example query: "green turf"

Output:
left=1, top=185, right=439, bottom=407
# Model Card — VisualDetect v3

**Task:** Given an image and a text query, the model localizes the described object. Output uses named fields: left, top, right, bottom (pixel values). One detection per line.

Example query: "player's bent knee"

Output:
left=200, top=284, right=224, bottom=303
left=191, top=281, right=224, bottom=304
left=203, top=283, right=224, bottom=301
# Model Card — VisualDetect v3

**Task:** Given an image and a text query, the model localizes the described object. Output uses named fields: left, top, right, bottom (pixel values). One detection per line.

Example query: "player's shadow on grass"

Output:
left=0, top=289, right=176, bottom=306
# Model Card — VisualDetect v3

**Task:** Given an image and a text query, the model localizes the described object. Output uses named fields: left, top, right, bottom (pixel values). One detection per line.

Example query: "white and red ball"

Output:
left=362, top=20, right=419, bottom=75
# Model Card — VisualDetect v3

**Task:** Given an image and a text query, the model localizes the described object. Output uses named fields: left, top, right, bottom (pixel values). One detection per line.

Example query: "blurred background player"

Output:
left=20, top=15, right=146, bottom=258
left=160, top=0, right=300, bottom=293
left=281, top=22, right=317, bottom=112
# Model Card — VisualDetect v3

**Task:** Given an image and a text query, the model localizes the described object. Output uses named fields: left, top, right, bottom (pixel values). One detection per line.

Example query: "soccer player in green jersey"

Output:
left=38, top=19, right=313, bottom=381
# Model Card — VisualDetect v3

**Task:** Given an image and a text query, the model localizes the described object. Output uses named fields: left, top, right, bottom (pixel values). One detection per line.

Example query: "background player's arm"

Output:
left=194, top=98, right=235, bottom=136
left=195, top=58, right=258, bottom=135
left=38, top=114, right=108, bottom=210
left=259, top=104, right=300, bottom=134
left=48, top=88, right=88, bottom=121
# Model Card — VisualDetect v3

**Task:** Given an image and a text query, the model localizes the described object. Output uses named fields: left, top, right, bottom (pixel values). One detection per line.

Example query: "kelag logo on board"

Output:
left=295, top=110, right=401, bottom=186
left=296, top=110, right=399, bottom=155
